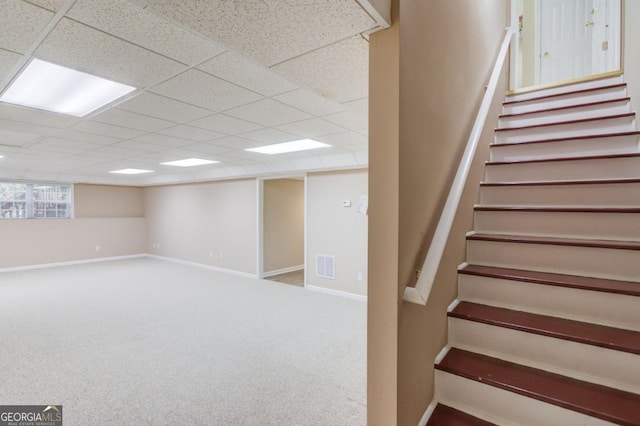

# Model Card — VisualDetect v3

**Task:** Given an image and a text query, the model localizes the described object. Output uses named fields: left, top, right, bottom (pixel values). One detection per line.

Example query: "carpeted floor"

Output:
left=0, top=258, right=366, bottom=425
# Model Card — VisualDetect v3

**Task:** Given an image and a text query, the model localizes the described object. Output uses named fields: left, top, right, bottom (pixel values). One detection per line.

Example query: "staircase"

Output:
left=426, top=75, right=640, bottom=425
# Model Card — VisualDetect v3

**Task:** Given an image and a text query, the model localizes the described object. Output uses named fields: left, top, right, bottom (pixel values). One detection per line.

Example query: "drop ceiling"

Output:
left=0, top=0, right=378, bottom=186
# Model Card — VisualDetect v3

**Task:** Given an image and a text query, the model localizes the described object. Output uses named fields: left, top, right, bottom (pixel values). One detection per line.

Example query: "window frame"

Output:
left=0, top=181, right=74, bottom=220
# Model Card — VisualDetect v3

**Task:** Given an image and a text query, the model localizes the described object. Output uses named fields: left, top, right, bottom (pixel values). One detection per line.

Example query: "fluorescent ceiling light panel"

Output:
left=0, top=59, right=136, bottom=117
left=109, top=168, right=154, bottom=175
left=245, top=139, right=331, bottom=155
left=161, top=158, right=219, bottom=167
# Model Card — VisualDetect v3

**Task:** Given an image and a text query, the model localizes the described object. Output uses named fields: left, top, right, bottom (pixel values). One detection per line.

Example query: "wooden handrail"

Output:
left=403, top=27, right=514, bottom=305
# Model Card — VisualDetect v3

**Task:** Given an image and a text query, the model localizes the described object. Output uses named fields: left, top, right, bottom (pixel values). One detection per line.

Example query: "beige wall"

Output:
left=367, top=0, right=509, bottom=424
left=624, top=0, right=640, bottom=112
left=367, top=0, right=400, bottom=422
left=74, top=184, right=144, bottom=218
left=306, top=170, right=368, bottom=296
left=0, top=184, right=146, bottom=268
left=144, top=179, right=257, bottom=275
left=396, top=2, right=509, bottom=423
left=263, top=178, right=304, bottom=274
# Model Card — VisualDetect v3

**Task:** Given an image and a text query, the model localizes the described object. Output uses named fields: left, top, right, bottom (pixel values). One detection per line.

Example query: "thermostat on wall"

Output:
left=341, top=200, right=352, bottom=207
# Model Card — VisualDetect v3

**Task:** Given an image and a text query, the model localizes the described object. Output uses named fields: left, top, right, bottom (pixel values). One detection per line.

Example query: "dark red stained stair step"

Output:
left=436, top=348, right=640, bottom=426
left=459, top=264, right=640, bottom=297
left=499, top=97, right=630, bottom=119
left=449, top=301, right=640, bottom=355
left=480, top=177, right=640, bottom=187
left=503, top=82, right=627, bottom=105
left=426, top=404, right=495, bottom=426
left=494, top=112, right=635, bottom=132
left=466, top=232, right=640, bottom=251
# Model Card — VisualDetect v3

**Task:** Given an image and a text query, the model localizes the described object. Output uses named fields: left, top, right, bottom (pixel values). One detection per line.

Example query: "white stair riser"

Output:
left=458, top=274, right=640, bottom=331
left=494, top=116, right=635, bottom=144
left=505, top=76, right=625, bottom=103
left=503, top=85, right=628, bottom=115
left=489, top=134, right=640, bottom=162
left=485, top=157, right=640, bottom=182
left=467, top=239, right=640, bottom=282
left=474, top=210, right=640, bottom=241
left=435, top=370, right=614, bottom=426
left=449, top=319, right=640, bottom=394
left=499, top=100, right=630, bottom=129
left=480, top=182, right=640, bottom=207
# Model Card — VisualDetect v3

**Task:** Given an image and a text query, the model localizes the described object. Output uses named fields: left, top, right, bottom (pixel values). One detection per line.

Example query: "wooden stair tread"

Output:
left=489, top=130, right=640, bottom=148
left=450, top=301, right=640, bottom=355
left=481, top=177, right=640, bottom=187
left=467, top=232, right=640, bottom=251
left=486, top=152, right=640, bottom=166
left=436, top=348, right=640, bottom=426
left=503, top=83, right=627, bottom=105
left=474, top=206, right=640, bottom=213
left=499, top=97, right=630, bottom=119
left=495, top=112, right=635, bottom=132
left=426, top=404, right=495, bottom=426
left=459, top=264, right=640, bottom=297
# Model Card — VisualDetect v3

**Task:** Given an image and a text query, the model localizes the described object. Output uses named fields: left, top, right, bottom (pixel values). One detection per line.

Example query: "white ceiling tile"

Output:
left=239, top=128, right=298, bottom=144
left=208, top=136, right=259, bottom=150
left=187, top=113, right=262, bottom=135
left=274, top=35, right=368, bottom=103
left=0, top=1, right=54, bottom=54
left=320, top=152, right=358, bottom=168
left=135, top=133, right=194, bottom=147
left=118, top=92, right=212, bottom=123
left=243, top=163, right=269, bottom=175
left=315, top=131, right=368, bottom=147
left=35, top=18, right=185, bottom=87
left=342, top=98, right=369, bottom=116
left=273, top=88, right=347, bottom=116
left=0, top=128, right=44, bottom=147
left=54, top=129, right=122, bottom=145
left=354, top=150, right=368, bottom=165
left=323, top=110, right=368, bottom=132
left=29, top=138, right=96, bottom=154
left=86, top=146, right=145, bottom=159
left=0, top=117, right=59, bottom=140
left=198, top=51, right=297, bottom=96
left=225, top=99, right=311, bottom=127
left=24, top=0, right=65, bottom=12
left=157, top=125, right=224, bottom=142
left=0, top=103, right=78, bottom=129
left=342, top=142, right=369, bottom=152
left=146, top=0, right=376, bottom=66
left=114, top=140, right=167, bottom=152
left=68, top=0, right=226, bottom=66
left=0, top=48, right=22, bottom=82
left=276, top=118, right=347, bottom=138
left=71, top=121, right=145, bottom=139
left=180, top=143, right=234, bottom=155
left=291, top=156, right=323, bottom=170
left=92, top=108, right=175, bottom=132
left=266, top=160, right=296, bottom=173
left=150, top=69, right=262, bottom=111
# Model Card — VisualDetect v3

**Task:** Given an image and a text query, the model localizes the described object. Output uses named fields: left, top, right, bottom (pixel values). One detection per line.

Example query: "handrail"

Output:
left=403, top=27, right=514, bottom=305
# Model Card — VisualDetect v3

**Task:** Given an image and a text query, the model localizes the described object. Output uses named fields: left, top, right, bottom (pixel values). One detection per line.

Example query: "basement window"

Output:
left=0, top=182, right=73, bottom=219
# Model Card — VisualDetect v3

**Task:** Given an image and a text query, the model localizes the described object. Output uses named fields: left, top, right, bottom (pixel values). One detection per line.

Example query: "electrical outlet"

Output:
left=95, top=245, right=100, bottom=251
left=219, top=253, right=224, bottom=260
left=210, top=251, right=213, bottom=257
left=357, top=272, right=364, bottom=282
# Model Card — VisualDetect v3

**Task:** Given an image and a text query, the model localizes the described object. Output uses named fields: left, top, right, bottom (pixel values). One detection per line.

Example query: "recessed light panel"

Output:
left=161, top=158, right=219, bottom=167
left=109, top=168, right=154, bottom=175
left=245, top=139, right=331, bottom=155
left=0, top=59, right=136, bottom=117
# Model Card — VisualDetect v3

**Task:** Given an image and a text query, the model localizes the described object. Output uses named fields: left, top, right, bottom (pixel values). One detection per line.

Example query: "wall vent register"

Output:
left=316, top=254, right=336, bottom=280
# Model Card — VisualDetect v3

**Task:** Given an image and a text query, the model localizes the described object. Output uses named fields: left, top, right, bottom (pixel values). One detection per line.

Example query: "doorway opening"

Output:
left=258, top=176, right=306, bottom=287
left=510, top=0, right=622, bottom=91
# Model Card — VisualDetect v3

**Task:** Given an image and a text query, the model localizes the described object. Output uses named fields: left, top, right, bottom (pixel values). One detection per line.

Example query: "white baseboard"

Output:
left=305, top=284, right=367, bottom=302
left=146, top=254, right=258, bottom=279
left=263, top=264, right=304, bottom=278
left=0, top=254, right=146, bottom=274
